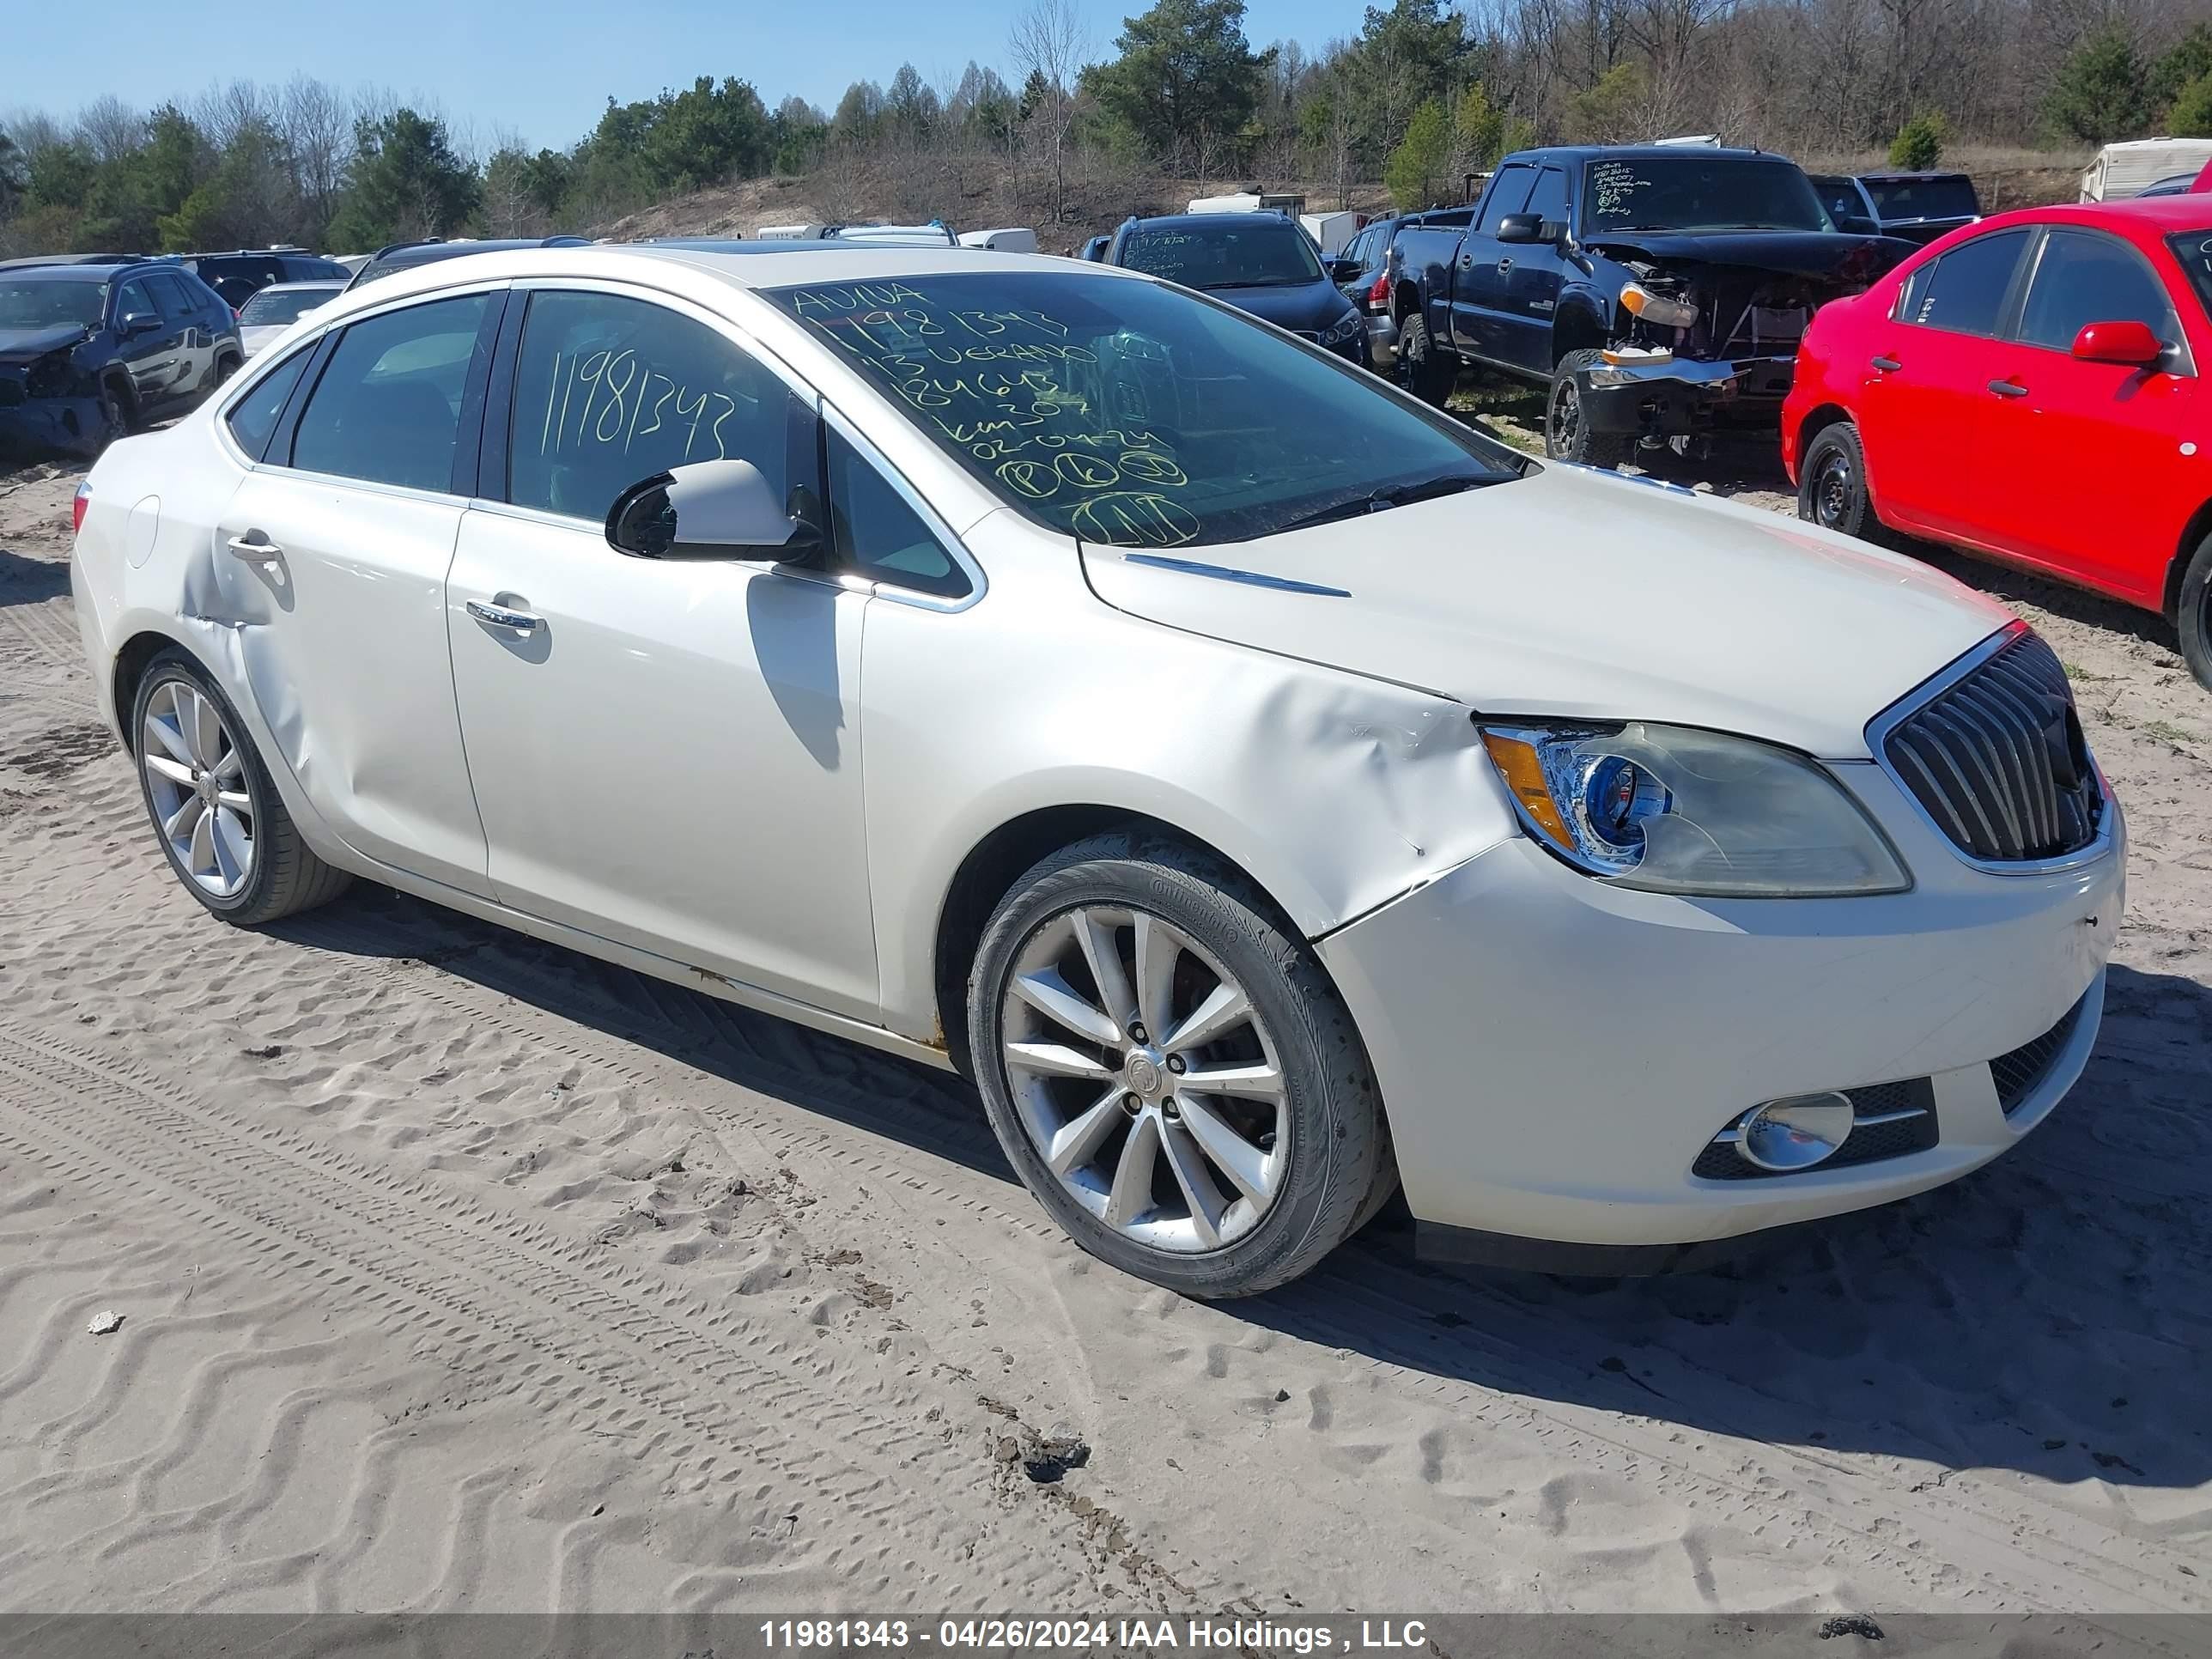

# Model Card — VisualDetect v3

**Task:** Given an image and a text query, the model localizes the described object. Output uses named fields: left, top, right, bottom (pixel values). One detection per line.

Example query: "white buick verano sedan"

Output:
left=70, top=245, right=2123, bottom=1295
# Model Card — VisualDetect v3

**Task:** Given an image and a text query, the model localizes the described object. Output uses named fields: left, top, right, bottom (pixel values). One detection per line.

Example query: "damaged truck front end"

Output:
left=1572, top=232, right=1913, bottom=453
left=0, top=327, right=110, bottom=463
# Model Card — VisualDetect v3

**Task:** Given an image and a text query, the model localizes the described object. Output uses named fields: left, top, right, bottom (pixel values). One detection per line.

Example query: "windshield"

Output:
left=240, top=287, right=337, bottom=326
left=0, top=279, right=105, bottom=331
left=1863, top=175, right=1978, bottom=221
left=2166, top=232, right=2212, bottom=319
left=1116, top=222, right=1325, bottom=289
left=762, top=270, right=1524, bottom=548
left=1583, top=158, right=1832, bottom=234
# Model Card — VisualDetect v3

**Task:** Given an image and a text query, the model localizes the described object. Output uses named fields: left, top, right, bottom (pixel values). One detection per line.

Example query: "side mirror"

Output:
left=1496, top=213, right=1550, bottom=245
left=605, top=458, right=823, bottom=562
left=121, top=312, right=162, bottom=337
left=1328, top=255, right=1360, bottom=283
left=2071, top=319, right=2166, bottom=368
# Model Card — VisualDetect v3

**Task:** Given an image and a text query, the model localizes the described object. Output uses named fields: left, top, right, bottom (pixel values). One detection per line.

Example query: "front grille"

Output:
left=1880, top=629, right=2103, bottom=864
left=1692, top=1079, right=1937, bottom=1180
left=1991, top=994, right=2089, bottom=1115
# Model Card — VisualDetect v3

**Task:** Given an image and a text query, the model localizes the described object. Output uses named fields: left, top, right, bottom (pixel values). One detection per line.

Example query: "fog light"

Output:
left=1735, top=1092, right=1856, bottom=1171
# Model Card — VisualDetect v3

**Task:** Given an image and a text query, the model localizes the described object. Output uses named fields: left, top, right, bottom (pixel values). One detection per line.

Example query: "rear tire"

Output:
left=130, top=648, right=352, bottom=926
left=967, top=830, right=1392, bottom=1298
left=2176, top=532, right=2212, bottom=694
left=1796, top=420, right=1897, bottom=545
left=1545, top=348, right=1630, bottom=467
left=1395, top=312, right=1454, bottom=407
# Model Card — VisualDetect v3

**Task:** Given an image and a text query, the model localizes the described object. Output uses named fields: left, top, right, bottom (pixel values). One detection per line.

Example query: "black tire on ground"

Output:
left=1395, top=311, right=1455, bottom=407
left=967, top=830, right=1395, bottom=1299
left=214, top=353, right=241, bottom=386
left=1796, top=420, right=1897, bottom=545
left=2176, top=532, right=2212, bottom=694
left=97, top=381, right=133, bottom=449
left=129, top=647, right=353, bottom=926
left=1545, top=347, right=1631, bottom=467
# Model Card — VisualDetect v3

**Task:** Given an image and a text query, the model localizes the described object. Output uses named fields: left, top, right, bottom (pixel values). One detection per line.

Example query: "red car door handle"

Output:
left=1869, top=355, right=1901, bottom=372
left=1988, top=379, right=2027, bottom=398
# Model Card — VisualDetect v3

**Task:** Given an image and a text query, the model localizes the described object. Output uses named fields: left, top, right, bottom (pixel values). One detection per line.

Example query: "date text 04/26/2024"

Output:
left=753, top=1620, right=1430, bottom=1651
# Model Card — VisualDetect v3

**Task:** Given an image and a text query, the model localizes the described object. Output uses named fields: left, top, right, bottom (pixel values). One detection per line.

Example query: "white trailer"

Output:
left=1186, top=191, right=1306, bottom=216
left=1297, top=210, right=1364, bottom=255
left=957, top=227, right=1040, bottom=252
left=2080, top=138, right=2212, bottom=201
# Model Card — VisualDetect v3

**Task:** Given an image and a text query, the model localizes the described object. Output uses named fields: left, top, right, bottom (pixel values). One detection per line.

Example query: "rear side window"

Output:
left=825, top=427, right=969, bottom=599
left=1893, top=228, right=2030, bottom=336
left=1478, top=165, right=1535, bottom=234
left=2016, top=229, right=2180, bottom=353
left=289, top=294, right=491, bottom=491
left=226, top=349, right=313, bottom=459
left=506, top=289, right=808, bottom=524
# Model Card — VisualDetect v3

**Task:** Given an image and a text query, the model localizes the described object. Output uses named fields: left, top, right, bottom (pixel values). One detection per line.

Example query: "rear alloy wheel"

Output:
left=2177, top=532, right=2212, bottom=694
left=1546, top=348, right=1631, bottom=467
left=969, top=832, right=1394, bottom=1298
left=130, top=650, right=352, bottom=925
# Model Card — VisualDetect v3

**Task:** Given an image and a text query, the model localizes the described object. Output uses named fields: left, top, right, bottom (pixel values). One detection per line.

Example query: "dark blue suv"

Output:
left=0, top=260, right=244, bottom=459
left=1103, top=212, right=1369, bottom=364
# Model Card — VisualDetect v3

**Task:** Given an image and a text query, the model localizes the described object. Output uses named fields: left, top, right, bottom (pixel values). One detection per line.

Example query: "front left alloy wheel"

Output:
left=969, top=831, right=1394, bottom=1298
left=130, top=649, right=352, bottom=924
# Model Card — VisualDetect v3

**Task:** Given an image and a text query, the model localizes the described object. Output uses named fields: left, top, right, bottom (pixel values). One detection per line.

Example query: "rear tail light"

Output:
left=72, top=480, right=91, bottom=536
left=1367, top=271, right=1391, bottom=307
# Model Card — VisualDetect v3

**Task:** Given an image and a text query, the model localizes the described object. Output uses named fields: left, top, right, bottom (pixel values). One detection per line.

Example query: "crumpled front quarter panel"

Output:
left=862, top=510, right=1517, bottom=1041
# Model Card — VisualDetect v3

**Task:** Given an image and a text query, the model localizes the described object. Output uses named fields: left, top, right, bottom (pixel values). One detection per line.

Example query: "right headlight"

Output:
left=1477, top=720, right=1910, bottom=897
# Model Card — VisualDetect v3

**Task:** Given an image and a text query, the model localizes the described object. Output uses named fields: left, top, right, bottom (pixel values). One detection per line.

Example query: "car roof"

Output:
left=1854, top=170, right=1970, bottom=182
left=641, top=238, right=853, bottom=253
left=306, top=245, right=1149, bottom=325
left=1969, top=198, right=2212, bottom=240
left=3, top=262, right=129, bottom=282
left=1502, top=144, right=1787, bottom=162
left=1122, top=212, right=1304, bottom=232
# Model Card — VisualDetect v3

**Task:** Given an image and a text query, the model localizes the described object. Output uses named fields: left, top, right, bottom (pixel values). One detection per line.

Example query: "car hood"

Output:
left=1194, top=279, right=1354, bottom=333
left=1077, top=464, right=2013, bottom=758
left=1582, top=228, right=1915, bottom=280
left=0, top=323, right=90, bottom=364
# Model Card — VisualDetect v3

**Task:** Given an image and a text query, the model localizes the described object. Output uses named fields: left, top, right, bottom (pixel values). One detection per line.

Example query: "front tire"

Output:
left=968, top=831, right=1394, bottom=1298
left=130, top=649, right=352, bottom=925
left=1395, top=312, right=1454, bottom=407
left=1545, top=348, right=1630, bottom=467
left=2176, top=532, right=2212, bottom=694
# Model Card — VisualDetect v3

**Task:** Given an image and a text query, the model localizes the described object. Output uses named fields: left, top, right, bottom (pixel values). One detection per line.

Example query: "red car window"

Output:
left=1893, top=228, right=2030, bottom=335
left=2015, top=230, right=2180, bottom=353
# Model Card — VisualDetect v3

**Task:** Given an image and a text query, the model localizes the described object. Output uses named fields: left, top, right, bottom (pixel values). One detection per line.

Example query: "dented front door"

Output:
left=215, top=468, right=491, bottom=895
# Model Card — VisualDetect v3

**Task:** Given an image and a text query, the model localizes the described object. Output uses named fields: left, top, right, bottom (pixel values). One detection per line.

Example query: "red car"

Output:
left=1784, top=197, right=2212, bottom=690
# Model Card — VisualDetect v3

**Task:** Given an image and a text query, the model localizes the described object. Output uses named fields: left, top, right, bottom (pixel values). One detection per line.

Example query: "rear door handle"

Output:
left=1457, top=253, right=1474, bottom=269
left=466, top=599, right=543, bottom=634
left=1987, top=378, right=2027, bottom=398
left=1869, top=355, right=1901, bottom=372
left=225, top=532, right=281, bottom=561
left=1498, top=258, right=1514, bottom=273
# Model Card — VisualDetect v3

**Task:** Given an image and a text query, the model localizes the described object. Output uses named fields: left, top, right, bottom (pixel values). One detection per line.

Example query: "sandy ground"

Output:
left=0, top=441, right=2207, bottom=1620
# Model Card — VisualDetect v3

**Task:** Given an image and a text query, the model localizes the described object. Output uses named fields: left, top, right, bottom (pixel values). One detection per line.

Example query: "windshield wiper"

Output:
left=1272, top=472, right=1502, bottom=535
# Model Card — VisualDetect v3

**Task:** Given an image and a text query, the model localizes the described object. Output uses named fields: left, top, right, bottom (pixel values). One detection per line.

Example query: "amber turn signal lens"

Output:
left=1480, top=730, right=1574, bottom=850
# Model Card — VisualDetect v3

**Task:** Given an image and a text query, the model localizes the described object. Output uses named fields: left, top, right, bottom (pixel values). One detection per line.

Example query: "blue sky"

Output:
left=7, top=0, right=1360, bottom=152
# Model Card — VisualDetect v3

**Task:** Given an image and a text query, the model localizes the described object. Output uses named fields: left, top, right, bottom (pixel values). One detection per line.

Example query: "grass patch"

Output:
left=2136, top=718, right=2199, bottom=745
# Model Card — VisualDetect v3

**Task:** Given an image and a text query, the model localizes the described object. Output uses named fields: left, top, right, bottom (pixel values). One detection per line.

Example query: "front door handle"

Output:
left=1869, top=355, right=1901, bottom=372
left=1457, top=253, right=1474, bottom=269
left=1987, top=378, right=2027, bottom=398
left=225, top=532, right=282, bottom=562
left=466, top=599, right=543, bottom=634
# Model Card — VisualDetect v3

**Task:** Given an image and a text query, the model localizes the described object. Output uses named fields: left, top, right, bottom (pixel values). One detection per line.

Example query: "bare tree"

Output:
left=1010, top=0, right=1091, bottom=224
left=75, top=95, right=145, bottom=164
left=282, top=76, right=352, bottom=248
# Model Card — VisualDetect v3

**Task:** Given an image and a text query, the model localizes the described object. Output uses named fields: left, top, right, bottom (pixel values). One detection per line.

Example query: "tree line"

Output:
left=3, top=0, right=2210, bottom=255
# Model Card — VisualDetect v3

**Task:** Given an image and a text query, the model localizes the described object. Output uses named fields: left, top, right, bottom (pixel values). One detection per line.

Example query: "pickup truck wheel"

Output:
left=2177, top=532, right=2212, bottom=694
left=1796, top=421, right=1899, bottom=547
left=1546, top=349, right=1629, bottom=467
left=1395, top=313, right=1454, bottom=407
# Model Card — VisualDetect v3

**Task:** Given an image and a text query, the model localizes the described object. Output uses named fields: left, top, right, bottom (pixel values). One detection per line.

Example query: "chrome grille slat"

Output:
left=1876, top=630, right=2103, bottom=866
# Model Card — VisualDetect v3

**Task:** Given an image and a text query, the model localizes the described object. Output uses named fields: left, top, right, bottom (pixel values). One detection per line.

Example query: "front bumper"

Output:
left=1316, top=762, right=2124, bottom=1256
left=1575, top=352, right=1798, bottom=438
left=0, top=394, right=106, bottom=461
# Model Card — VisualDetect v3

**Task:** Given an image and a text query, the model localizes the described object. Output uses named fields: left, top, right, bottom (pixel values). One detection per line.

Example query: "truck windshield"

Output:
left=1115, top=222, right=1325, bottom=289
left=0, top=279, right=106, bottom=330
left=1582, top=158, right=1832, bottom=234
left=1863, top=175, right=1979, bottom=222
left=762, top=269, right=1524, bottom=548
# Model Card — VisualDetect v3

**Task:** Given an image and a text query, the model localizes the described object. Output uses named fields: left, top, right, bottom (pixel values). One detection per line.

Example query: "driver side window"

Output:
left=507, top=290, right=806, bottom=525
left=116, top=280, right=155, bottom=328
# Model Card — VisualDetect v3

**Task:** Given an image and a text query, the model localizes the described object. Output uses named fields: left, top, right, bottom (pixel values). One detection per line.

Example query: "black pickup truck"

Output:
left=1385, top=146, right=1915, bottom=465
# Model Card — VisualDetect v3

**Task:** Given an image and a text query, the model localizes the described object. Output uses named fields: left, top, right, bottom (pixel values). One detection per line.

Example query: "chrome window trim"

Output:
left=213, top=276, right=514, bottom=478
left=1863, top=621, right=2116, bottom=878
left=818, top=398, right=988, bottom=614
